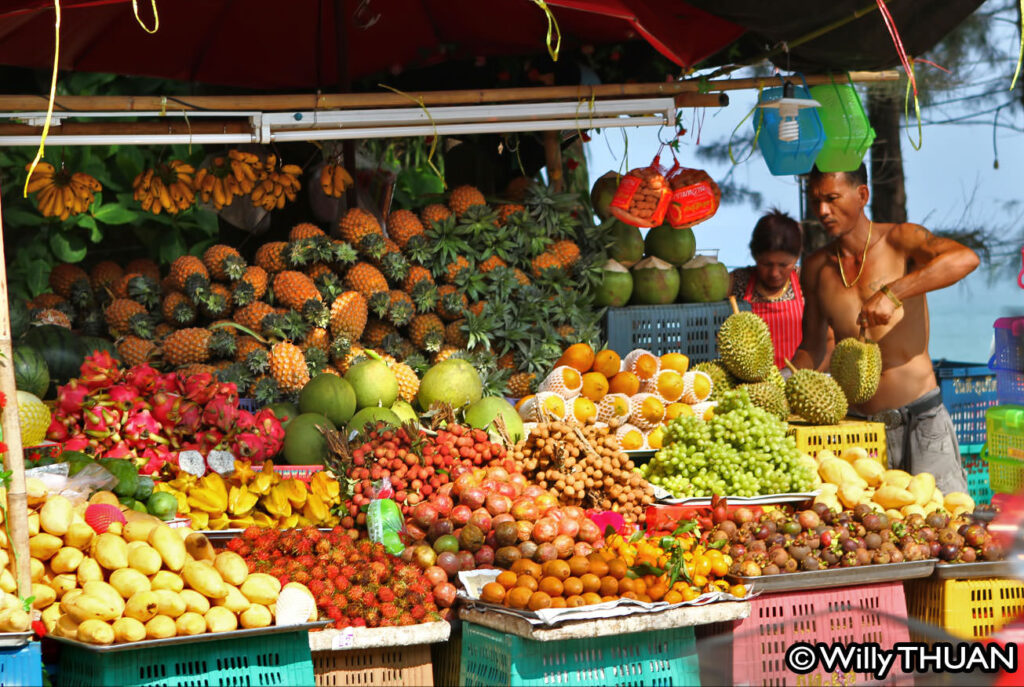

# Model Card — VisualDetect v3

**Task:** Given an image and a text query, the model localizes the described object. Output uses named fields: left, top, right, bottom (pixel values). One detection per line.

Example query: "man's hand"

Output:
left=858, top=289, right=898, bottom=328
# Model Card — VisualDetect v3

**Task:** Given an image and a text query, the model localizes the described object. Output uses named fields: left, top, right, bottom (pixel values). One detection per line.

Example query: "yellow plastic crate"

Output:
left=787, top=420, right=887, bottom=466
left=905, top=577, right=1024, bottom=641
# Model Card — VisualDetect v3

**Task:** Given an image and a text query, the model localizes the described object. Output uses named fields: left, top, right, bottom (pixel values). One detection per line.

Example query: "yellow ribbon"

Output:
left=132, top=0, right=159, bottom=33
left=377, top=84, right=445, bottom=187
left=903, top=62, right=923, bottom=151
left=24, top=0, right=61, bottom=199
left=1012, top=0, right=1024, bottom=91
left=532, top=0, right=561, bottom=62
left=728, top=83, right=764, bottom=165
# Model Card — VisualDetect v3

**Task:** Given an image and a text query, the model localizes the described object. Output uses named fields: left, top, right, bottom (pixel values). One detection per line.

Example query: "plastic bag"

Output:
left=367, top=490, right=405, bottom=556
left=665, top=165, right=721, bottom=229
left=25, top=461, right=119, bottom=505
left=609, top=156, right=672, bottom=228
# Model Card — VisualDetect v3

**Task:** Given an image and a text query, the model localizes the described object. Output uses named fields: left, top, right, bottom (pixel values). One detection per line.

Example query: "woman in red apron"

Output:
left=730, top=210, right=805, bottom=369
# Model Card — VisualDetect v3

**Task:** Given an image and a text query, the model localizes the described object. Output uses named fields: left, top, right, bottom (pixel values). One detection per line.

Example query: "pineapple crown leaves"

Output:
left=386, top=298, right=414, bottom=328
left=403, top=352, right=430, bottom=377
left=381, top=332, right=408, bottom=359
left=304, top=347, right=329, bottom=376
left=456, top=205, right=500, bottom=239
left=182, top=273, right=212, bottom=302
left=209, top=328, right=238, bottom=359
left=452, top=269, right=488, bottom=302
left=199, top=292, right=231, bottom=320
left=328, top=334, right=353, bottom=363
left=409, top=280, right=439, bottom=313
left=285, top=239, right=317, bottom=267
left=231, top=281, right=257, bottom=307
left=484, top=267, right=522, bottom=304
left=169, top=300, right=198, bottom=326
left=126, top=275, right=161, bottom=310
left=282, top=309, right=312, bottom=341
left=216, top=361, right=254, bottom=390
left=220, top=253, right=248, bottom=281
left=127, top=312, right=157, bottom=340
left=403, top=236, right=433, bottom=267
left=438, top=290, right=467, bottom=319
left=258, top=312, right=288, bottom=340
left=68, top=281, right=96, bottom=310
left=460, top=309, right=496, bottom=353
left=301, top=300, right=330, bottom=329
left=331, top=241, right=359, bottom=266
left=423, top=215, right=470, bottom=272
left=379, top=252, right=410, bottom=283
left=314, top=272, right=345, bottom=303
left=356, top=233, right=387, bottom=260
left=369, top=292, right=392, bottom=319
left=251, top=376, right=282, bottom=405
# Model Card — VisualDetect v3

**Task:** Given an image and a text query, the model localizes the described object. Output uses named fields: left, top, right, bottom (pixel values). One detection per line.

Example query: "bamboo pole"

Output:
left=543, top=130, right=564, bottom=192
left=0, top=72, right=899, bottom=113
left=0, top=189, right=32, bottom=601
left=0, top=121, right=252, bottom=136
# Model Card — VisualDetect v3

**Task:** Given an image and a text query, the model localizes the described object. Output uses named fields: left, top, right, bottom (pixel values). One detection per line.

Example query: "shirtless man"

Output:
left=792, top=164, right=979, bottom=493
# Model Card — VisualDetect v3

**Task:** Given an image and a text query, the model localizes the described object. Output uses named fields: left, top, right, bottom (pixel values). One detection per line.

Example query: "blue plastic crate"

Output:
left=934, top=360, right=998, bottom=447
left=604, top=300, right=750, bottom=361
left=0, top=642, right=41, bottom=687
left=238, top=397, right=259, bottom=412
left=990, top=317, right=1024, bottom=372
left=460, top=621, right=700, bottom=687
left=964, top=449, right=993, bottom=506
left=56, top=628, right=313, bottom=687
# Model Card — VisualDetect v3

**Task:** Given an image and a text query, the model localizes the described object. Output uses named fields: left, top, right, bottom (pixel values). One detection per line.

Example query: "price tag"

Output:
left=331, top=628, right=356, bottom=650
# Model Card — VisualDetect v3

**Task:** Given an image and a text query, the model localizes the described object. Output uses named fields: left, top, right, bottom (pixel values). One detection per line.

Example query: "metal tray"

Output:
left=200, top=527, right=335, bottom=543
left=48, top=621, right=328, bottom=653
left=653, top=489, right=819, bottom=506
left=729, top=559, right=937, bottom=593
left=0, top=631, right=32, bottom=648
left=933, top=560, right=1017, bottom=579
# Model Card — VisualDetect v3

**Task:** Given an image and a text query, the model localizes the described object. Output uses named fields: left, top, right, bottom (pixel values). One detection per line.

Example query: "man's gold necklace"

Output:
left=837, top=221, right=872, bottom=288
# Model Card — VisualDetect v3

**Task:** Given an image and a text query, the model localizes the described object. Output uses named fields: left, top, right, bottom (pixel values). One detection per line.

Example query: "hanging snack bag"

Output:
left=665, top=165, right=721, bottom=228
left=609, top=158, right=672, bottom=228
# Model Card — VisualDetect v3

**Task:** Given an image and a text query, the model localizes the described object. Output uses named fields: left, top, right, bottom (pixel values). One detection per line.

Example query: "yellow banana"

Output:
left=26, top=174, right=52, bottom=193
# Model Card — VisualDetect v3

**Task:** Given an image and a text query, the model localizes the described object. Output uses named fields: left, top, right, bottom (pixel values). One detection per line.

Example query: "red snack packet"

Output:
left=665, top=166, right=721, bottom=229
left=609, top=156, right=672, bottom=228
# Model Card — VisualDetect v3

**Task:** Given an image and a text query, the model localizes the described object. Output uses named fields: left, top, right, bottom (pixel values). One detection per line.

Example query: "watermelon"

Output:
left=21, top=325, right=88, bottom=384
left=81, top=336, right=120, bottom=361
left=12, top=345, right=50, bottom=398
left=9, top=300, right=29, bottom=340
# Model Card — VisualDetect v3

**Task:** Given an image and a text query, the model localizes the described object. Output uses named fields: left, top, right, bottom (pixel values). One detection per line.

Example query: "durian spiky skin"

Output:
left=829, top=338, right=882, bottom=405
left=740, top=381, right=790, bottom=421
left=785, top=369, right=848, bottom=425
left=693, top=360, right=736, bottom=401
left=717, top=311, right=774, bottom=382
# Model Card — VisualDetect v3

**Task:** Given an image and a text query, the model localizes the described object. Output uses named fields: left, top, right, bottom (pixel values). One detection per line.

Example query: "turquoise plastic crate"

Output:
left=754, top=83, right=826, bottom=176
left=965, top=449, right=993, bottom=505
left=56, top=629, right=314, bottom=687
left=460, top=622, right=700, bottom=687
left=0, top=642, right=41, bottom=687
left=934, top=360, right=998, bottom=447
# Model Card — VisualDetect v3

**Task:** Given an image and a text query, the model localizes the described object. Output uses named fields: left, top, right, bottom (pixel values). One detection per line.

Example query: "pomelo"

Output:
left=607, top=220, right=645, bottom=267
left=298, top=374, right=356, bottom=427
left=594, top=259, right=633, bottom=307
left=390, top=400, right=419, bottom=426
left=678, top=255, right=730, bottom=303
left=266, top=402, right=300, bottom=428
left=346, top=407, right=401, bottom=438
left=644, top=224, right=696, bottom=266
left=464, top=397, right=524, bottom=443
left=344, top=358, right=398, bottom=410
left=282, top=413, right=337, bottom=465
left=418, top=359, right=483, bottom=410
left=630, top=256, right=680, bottom=305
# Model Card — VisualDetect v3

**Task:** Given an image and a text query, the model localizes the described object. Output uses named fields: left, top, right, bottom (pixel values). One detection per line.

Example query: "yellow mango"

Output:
left=902, top=504, right=928, bottom=518
left=185, top=533, right=216, bottom=563
left=944, top=492, right=976, bottom=516
left=840, top=447, right=870, bottom=463
left=125, top=591, right=160, bottom=622
left=0, top=550, right=7, bottom=570
left=150, top=571, right=184, bottom=593
left=30, top=557, right=45, bottom=582
left=60, top=588, right=83, bottom=610
left=123, top=521, right=159, bottom=543
left=29, top=532, right=63, bottom=560
left=205, top=606, right=237, bottom=633
left=53, top=614, right=80, bottom=639
left=77, top=619, right=115, bottom=645
left=837, top=484, right=865, bottom=509
left=113, top=616, right=147, bottom=643
left=0, top=593, right=19, bottom=611
left=109, top=568, right=152, bottom=599
left=908, top=473, right=937, bottom=506
left=25, top=478, right=48, bottom=507
left=51, top=573, right=77, bottom=599
left=0, top=608, right=31, bottom=633
left=215, top=584, right=251, bottom=613
left=214, top=552, right=248, bottom=587
left=818, top=457, right=868, bottom=489
left=145, top=614, right=177, bottom=639
left=63, top=522, right=95, bottom=550
left=149, top=525, right=186, bottom=572
left=873, top=486, right=916, bottom=510
left=852, top=458, right=884, bottom=487
left=817, top=450, right=838, bottom=463
left=127, top=544, right=163, bottom=576
left=64, top=593, right=121, bottom=623
left=0, top=569, right=16, bottom=594
left=40, top=603, right=61, bottom=633
left=240, top=574, right=281, bottom=606
left=175, top=611, right=206, bottom=636
left=240, top=604, right=272, bottom=629
left=107, top=522, right=123, bottom=537
left=92, top=533, right=129, bottom=570
left=82, top=581, right=126, bottom=616
left=40, top=495, right=74, bottom=536
left=179, top=589, right=210, bottom=615
left=76, top=557, right=103, bottom=586
left=812, top=494, right=840, bottom=511
left=28, top=512, right=39, bottom=537
left=51, top=547, right=85, bottom=574
left=882, top=470, right=913, bottom=489
left=183, top=561, right=227, bottom=600
left=818, top=483, right=838, bottom=496
left=153, top=589, right=186, bottom=619
left=885, top=509, right=904, bottom=520
left=31, top=582, right=57, bottom=609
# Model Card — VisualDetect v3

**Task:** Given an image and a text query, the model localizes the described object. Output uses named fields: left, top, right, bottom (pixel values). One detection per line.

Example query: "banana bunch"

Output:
left=193, top=155, right=250, bottom=210
left=26, top=162, right=102, bottom=221
left=251, top=154, right=302, bottom=211
left=320, top=163, right=354, bottom=198
left=132, top=160, right=196, bottom=215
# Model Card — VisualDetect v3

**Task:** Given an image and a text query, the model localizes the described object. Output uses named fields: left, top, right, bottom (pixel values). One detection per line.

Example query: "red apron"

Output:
left=744, top=270, right=804, bottom=369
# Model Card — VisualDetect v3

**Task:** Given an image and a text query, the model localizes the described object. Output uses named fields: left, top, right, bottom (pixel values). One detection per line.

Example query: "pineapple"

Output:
left=125, top=257, right=161, bottom=282
left=335, top=343, right=366, bottom=375
left=254, top=242, right=290, bottom=274
left=443, top=256, right=472, bottom=284
left=269, top=342, right=310, bottom=393
left=289, top=222, right=326, bottom=241
left=497, top=352, right=516, bottom=370
left=344, top=262, right=390, bottom=316
left=235, top=336, right=266, bottom=362
left=386, top=209, right=425, bottom=250
left=467, top=301, right=487, bottom=317
left=202, top=244, right=247, bottom=281
left=30, top=293, right=66, bottom=311
left=508, top=372, right=536, bottom=398
left=233, top=301, right=279, bottom=335
left=168, top=255, right=210, bottom=298
left=478, top=256, right=507, bottom=273
left=161, top=327, right=236, bottom=366
left=114, top=274, right=160, bottom=310
left=176, top=363, right=219, bottom=377
left=34, top=309, right=72, bottom=328
left=313, top=270, right=345, bottom=303
left=104, top=298, right=150, bottom=337
left=420, top=203, right=451, bottom=226
left=391, top=361, right=420, bottom=403
left=154, top=323, right=173, bottom=339
left=433, top=346, right=461, bottom=364
left=386, top=290, right=415, bottom=327
left=273, top=271, right=327, bottom=326
left=90, top=260, right=124, bottom=293
left=530, top=252, right=561, bottom=278
left=329, top=291, right=368, bottom=341
left=231, top=266, right=269, bottom=307
left=200, top=283, right=233, bottom=320
left=403, top=266, right=438, bottom=313
left=408, top=313, right=444, bottom=353
left=304, top=327, right=331, bottom=352
left=321, top=366, right=341, bottom=376
left=551, top=240, right=581, bottom=269
left=444, top=319, right=468, bottom=349
left=117, top=335, right=156, bottom=367
left=49, top=263, right=90, bottom=300
left=497, top=203, right=526, bottom=225
left=376, top=246, right=410, bottom=284
left=305, top=263, right=333, bottom=281
left=362, top=319, right=396, bottom=350
left=448, top=185, right=486, bottom=218
left=436, top=285, right=467, bottom=321
left=339, top=208, right=386, bottom=258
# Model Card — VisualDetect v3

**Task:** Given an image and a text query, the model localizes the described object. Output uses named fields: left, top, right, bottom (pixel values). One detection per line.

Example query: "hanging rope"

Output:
left=132, top=0, right=159, bottom=33
left=377, top=84, right=445, bottom=186
left=903, top=61, right=923, bottom=150
left=24, top=0, right=61, bottom=199
left=531, top=1, right=562, bottom=62
left=727, top=83, right=764, bottom=165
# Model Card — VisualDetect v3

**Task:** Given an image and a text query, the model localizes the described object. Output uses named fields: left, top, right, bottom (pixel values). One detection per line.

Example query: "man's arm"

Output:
left=792, top=252, right=830, bottom=369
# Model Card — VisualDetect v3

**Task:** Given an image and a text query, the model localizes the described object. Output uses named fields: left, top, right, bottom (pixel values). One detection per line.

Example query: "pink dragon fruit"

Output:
left=235, top=409, right=256, bottom=432
left=150, top=392, right=180, bottom=431
left=124, top=364, right=161, bottom=395
left=100, top=441, right=135, bottom=460
left=61, top=436, right=90, bottom=452
left=232, top=432, right=267, bottom=461
left=181, top=373, right=218, bottom=405
left=82, top=406, right=110, bottom=437
left=139, top=445, right=173, bottom=475
left=123, top=409, right=166, bottom=449
left=79, top=351, right=122, bottom=390
left=202, top=395, right=240, bottom=434
left=56, top=380, right=91, bottom=416
left=196, top=428, right=225, bottom=455
left=104, top=384, right=139, bottom=407
left=214, top=382, right=239, bottom=405
left=174, top=400, right=203, bottom=437
left=46, top=416, right=71, bottom=442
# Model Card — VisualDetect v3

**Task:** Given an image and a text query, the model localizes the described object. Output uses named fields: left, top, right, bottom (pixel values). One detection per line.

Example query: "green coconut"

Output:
left=594, top=259, right=633, bottom=307
left=344, top=357, right=399, bottom=410
left=644, top=224, right=696, bottom=266
left=590, top=171, right=619, bottom=221
left=607, top=220, right=645, bottom=267
left=464, top=397, right=525, bottom=443
left=266, top=402, right=301, bottom=428
left=417, top=358, right=483, bottom=410
left=677, top=255, right=730, bottom=303
left=346, top=406, right=402, bottom=438
left=629, top=256, right=680, bottom=305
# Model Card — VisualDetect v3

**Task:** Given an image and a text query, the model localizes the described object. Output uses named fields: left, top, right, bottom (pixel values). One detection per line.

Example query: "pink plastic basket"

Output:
left=272, top=465, right=324, bottom=483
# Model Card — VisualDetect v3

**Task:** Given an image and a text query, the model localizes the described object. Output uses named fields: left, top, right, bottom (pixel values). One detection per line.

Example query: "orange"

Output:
left=549, top=596, right=567, bottom=609
left=528, top=591, right=553, bottom=611
left=692, top=574, right=708, bottom=588
left=601, top=595, right=617, bottom=603
left=581, top=372, right=609, bottom=402
left=556, top=343, right=595, bottom=373
left=539, top=576, right=564, bottom=598
left=646, top=427, right=665, bottom=450
left=599, top=576, right=619, bottom=596
left=646, top=582, right=668, bottom=601
left=628, top=351, right=660, bottom=380
left=664, top=589, right=683, bottom=604
left=567, top=556, right=590, bottom=577
left=542, top=560, right=571, bottom=581
left=561, top=367, right=582, bottom=390
left=515, top=395, right=534, bottom=412
left=563, top=577, right=584, bottom=596
left=580, top=573, right=601, bottom=594
left=496, top=571, right=518, bottom=589
left=592, top=349, right=621, bottom=377
left=660, top=352, right=690, bottom=374
left=481, top=582, right=506, bottom=604
left=650, top=369, right=685, bottom=402
left=516, top=575, right=539, bottom=592
left=681, top=586, right=699, bottom=602
left=695, top=556, right=712, bottom=578
left=587, top=557, right=609, bottom=578
left=581, top=592, right=603, bottom=606
left=637, top=594, right=652, bottom=603
left=616, top=424, right=644, bottom=451
left=607, top=559, right=627, bottom=580
left=620, top=591, right=639, bottom=600
left=632, top=395, right=666, bottom=427
left=617, top=578, right=636, bottom=595
left=632, top=578, right=647, bottom=597
left=512, top=559, right=541, bottom=578
left=571, top=396, right=597, bottom=424
left=608, top=371, right=640, bottom=396
left=566, top=595, right=586, bottom=608
left=730, top=584, right=747, bottom=598
left=665, top=403, right=694, bottom=422
left=506, top=586, right=532, bottom=609
left=710, top=558, right=729, bottom=577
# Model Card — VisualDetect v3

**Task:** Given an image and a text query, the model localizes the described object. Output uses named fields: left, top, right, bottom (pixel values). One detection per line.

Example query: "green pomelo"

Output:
left=678, top=255, right=730, bottom=303
left=644, top=224, right=696, bottom=266
left=283, top=413, right=337, bottom=465
left=390, top=400, right=420, bottom=426
left=266, top=402, right=300, bottom=428
left=629, top=256, right=680, bottom=305
left=347, top=407, right=401, bottom=438
left=13, top=345, right=50, bottom=399
left=344, top=359, right=399, bottom=410
left=607, top=220, right=645, bottom=267
left=594, top=260, right=633, bottom=308
left=590, top=171, right=619, bottom=221
left=299, top=374, right=357, bottom=426
left=464, top=397, right=525, bottom=443
left=418, top=358, right=483, bottom=410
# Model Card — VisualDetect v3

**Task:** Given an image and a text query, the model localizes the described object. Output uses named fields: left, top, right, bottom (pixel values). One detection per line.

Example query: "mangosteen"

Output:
left=918, top=526, right=937, bottom=542
left=718, top=520, right=738, bottom=536
left=961, top=547, right=977, bottom=563
left=740, top=560, right=762, bottom=577
left=852, top=524, right=867, bottom=538
left=853, top=503, right=873, bottom=520
left=872, top=550, right=891, bottom=565
left=728, top=544, right=747, bottom=558
left=762, top=519, right=778, bottom=535
left=788, top=544, right=811, bottom=561
left=748, top=540, right=767, bottom=554
left=836, top=512, right=852, bottom=526
left=842, top=538, right=859, bottom=553
left=801, top=555, right=824, bottom=571
left=769, top=547, right=790, bottom=567
left=814, top=524, right=829, bottom=536
left=928, top=541, right=942, bottom=558
left=981, top=541, right=1005, bottom=561
left=729, top=561, right=744, bottom=576
left=963, top=524, right=987, bottom=548
left=889, top=549, right=905, bottom=563
left=939, top=544, right=960, bottom=561
left=767, top=532, right=787, bottom=548
left=806, top=534, right=822, bottom=550
left=784, top=558, right=800, bottom=573
left=938, top=528, right=963, bottom=547
left=781, top=520, right=802, bottom=537
left=864, top=533, right=882, bottom=550
left=762, top=563, right=781, bottom=576
left=880, top=530, right=896, bottom=544
left=904, top=513, right=924, bottom=529
left=902, top=544, right=924, bottom=562
left=822, top=549, right=841, bottom=566
left=494, top=521, right=518, bottom=548
left=841, top=551, right=858, bottom=568
left=708, top=528, right=730, bottom=547
left=494, top=546, right=521, bottom=569
left=855, top=547, right=871, bottom=566
left=925, top=511, right=949, bottom=530
left=862, top=513, right=884, bottom=533
left=755, top=525, right=772, bottom=540
left=811, top=503, right=831, bottom=520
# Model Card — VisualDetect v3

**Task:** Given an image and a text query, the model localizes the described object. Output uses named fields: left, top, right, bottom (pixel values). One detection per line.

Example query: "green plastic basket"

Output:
left=984, top=405, right=1024, bottom=494
left=810, top=77, right=876, bottom=173
left=56, top=629, right=314, bottom=687
left=459, top=622, right=700, bottom=687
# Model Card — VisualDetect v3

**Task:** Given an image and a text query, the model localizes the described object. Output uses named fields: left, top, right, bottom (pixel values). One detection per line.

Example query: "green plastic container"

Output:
left=460, top=622, right=700, bottom=686
left=56, top=629, right=314, bottom=687
left=983, top=405, right=1024, bottom=494
left=810, top=80, right=876, bottom=173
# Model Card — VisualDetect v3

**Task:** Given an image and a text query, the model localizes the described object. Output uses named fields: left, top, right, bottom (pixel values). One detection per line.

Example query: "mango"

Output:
left=39, top=495, right=74, bottom=536
left=944, top=492, right=976, bottom=516
left=113, top=616, right=147, bottom=643
left=145, top=614, right=177, bottom=639
left=30, top=557, right=45, bottom=582
left=179, top=589, right=211, bottom=615
left=127, top=544, right=163, bottom=576
left=110, top=568, right=151, bottom=599
left=908, top=472, right=937, bottom=506
left=183, top=561, right=228, bottom=599
left=53, top=614, right=80, bottom=640
left=28, top=512, right=39, bottom=536
left=124, top=520, right=159, bottom=543
left=150, top=571, right=184, bottom=593
left=838, top=484, right=865, bottom=510
left=214, top=552, right=249, bottom=587
left=40, top=603, right=61, bottom=633
left=240, top=604, right=272, bottom=629
left=885, top=509, right=904, bottom=521
left=205, top=606, right=238, bottom=633
left=25, top=478, right=48, bottom=506
left=154, top=589, right=186, bottom=619
left=839, top=447, right=869, bottom=463
left=818, top=457, right=867, bottom=489
left=0, top=608, right=31, bottom=632
left=852, top=458, right=884, bottom=487
left=51, top=547, right=85, bottom=574
left=76, top=557, right=103, bottom=586
left=125, top=591, right=160, bottom=622
left=107, top=522, right=123, bottom=537
left=0, top=593, right=19, bottom=611
left=83, top=581, right=126, bottom=616
left=60, top=588, right=84, bottom=609
left=149, top=525, right=187, bottom=572
left=0, top=569, right=15, bottom=594
left=92, top=533, right=129, bottom=570
left=215, top=584, right=251, bottom=613
left=873, top=485, right=916, bottom=510
left=64, top=593, right=121, bottom=623
left=882, top=469, right=913, bottom=490
left=175, top=611, right=206, bottom=636
left=89, top=490, right=119, bottom=507
left=185, top=533, right=216, bottom=563
left=78, top=619, right=115, bottom=645
left=51, top=573, right=77, bottom=599
left=64, top=522, right=95, bottom=550
left=902, top=504, right=928, bottom=518
left=29, top=532, right=63, bottom=560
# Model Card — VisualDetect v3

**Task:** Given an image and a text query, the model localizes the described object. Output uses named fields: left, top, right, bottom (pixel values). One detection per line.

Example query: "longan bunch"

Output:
left=511, top=420, right=655, bottom=522
left=622, top=167, right=667, bottom=223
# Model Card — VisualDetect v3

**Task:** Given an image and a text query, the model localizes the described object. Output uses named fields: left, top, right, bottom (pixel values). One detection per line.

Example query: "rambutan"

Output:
left=312, top=566, right=327, bottom=580
left=242, top=526, right=262, bottom=541
left=347, top=585, right=365, bottom=602
left=347, top=605, right=362, bottom=619
left=227, top=538, right=245, bottom=551
left=326, top=564, right=341, bottom=578
left=362, top=592, right=378, bottom=608
left=238, top=545, right=252, bottom=558
left=380, top=603, right=399, bottom=619
left=333, top=619, right=350, bottom=630
left=352, top=618, right=366, bottom=627
left=410, top=605, right=426, bottom=620
left=340, top=565, right=357, bottom=578
left=398, top=613, right=416, bottom=626
left=298, top=554, right=316, bottom=568
left=316, top=538, right=332, bottom=555
left=277, top=575, right=290, bottom=587
left=377, top=588, right=395, bottom=603
left=334, top=576, right=350, bottom=593
left=293, top=538, right=314, bottom=555
left=364, top=608, right=380, bottom=627
left=293, top=571, right=311, bottom=584
left=326, top=605, right=343, bottom=621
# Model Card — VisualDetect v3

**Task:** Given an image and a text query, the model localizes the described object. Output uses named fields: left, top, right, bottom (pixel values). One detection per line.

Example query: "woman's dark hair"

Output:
left=749, top=209, right=802, bottom=258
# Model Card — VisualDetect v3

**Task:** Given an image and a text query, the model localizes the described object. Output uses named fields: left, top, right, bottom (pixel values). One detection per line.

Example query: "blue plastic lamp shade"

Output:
left=754, top=85, right=826, bottom=176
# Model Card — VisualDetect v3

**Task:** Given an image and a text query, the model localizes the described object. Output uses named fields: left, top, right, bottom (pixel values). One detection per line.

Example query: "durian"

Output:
left=829, top=337, right=882, bottom=405
left=741, top=381, right=790, bottom=421
left=784, top=363, right=848, bottom=425
left=693, top=360, right=736, bottom=400
left=765, top=365, right=785, bottom=390
left=717, top=297, right=774, bottom=382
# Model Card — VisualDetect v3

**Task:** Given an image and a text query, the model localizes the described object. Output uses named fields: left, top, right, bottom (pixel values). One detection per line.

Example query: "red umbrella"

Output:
left=0, top=0, right=744, bottom=89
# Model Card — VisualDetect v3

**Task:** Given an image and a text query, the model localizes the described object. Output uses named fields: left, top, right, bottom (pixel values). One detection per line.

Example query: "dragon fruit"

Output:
left=46, top=416, right=71, bottom=442
left=181, top=373, right=218, bottom=405
left=202, top=395, right=239, bottom=434
left=62, top=435, right=90, bottom=452
left=56, top=381, right=90, bottom=417
left=124, top=364, right=161, bottom=395
left=123, top=410, right=166, bottom=448
left=100, top=441, right=135, bottom=460
left=79, top=351, right=121, bottom=390
left=232, top=432, right=267, bottom=461
left=103, top=384, right=139, bottom=407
